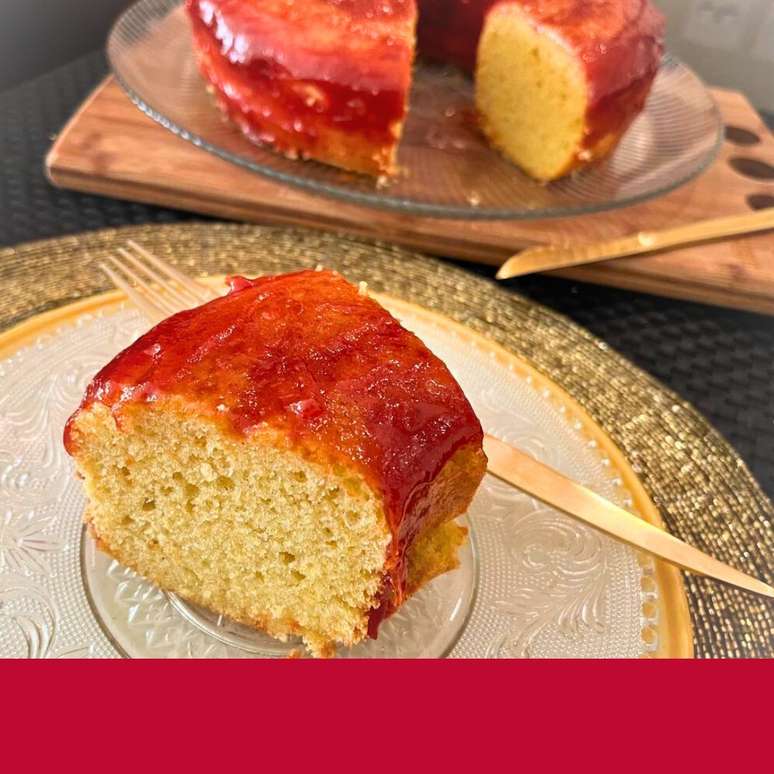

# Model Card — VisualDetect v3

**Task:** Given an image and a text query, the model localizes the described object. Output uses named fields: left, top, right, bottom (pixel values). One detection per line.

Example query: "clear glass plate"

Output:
left=0, top=296, right=662, bottom=659
left=107, top=0, right=724, bottom=220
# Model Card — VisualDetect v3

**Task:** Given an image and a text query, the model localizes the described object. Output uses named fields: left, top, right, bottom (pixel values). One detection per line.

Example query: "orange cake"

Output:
left=186, top=0, right=664, bottom=181
left=64, top=270, right=486, bottom=656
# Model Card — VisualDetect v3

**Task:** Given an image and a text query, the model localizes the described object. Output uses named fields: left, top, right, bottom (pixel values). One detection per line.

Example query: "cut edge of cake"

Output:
left=475, top=3, right=590, bottom=181
left=68, top=396, right=481, bottom=657
left=474, top=2, right=662, bottom=181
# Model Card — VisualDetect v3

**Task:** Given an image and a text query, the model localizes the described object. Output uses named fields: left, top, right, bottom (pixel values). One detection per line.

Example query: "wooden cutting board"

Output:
left=47, top=77, right=774, bottom=314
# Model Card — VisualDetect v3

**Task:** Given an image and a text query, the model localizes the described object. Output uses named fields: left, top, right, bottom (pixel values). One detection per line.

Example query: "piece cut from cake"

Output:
left=185, top=0, right=417, bottom=176
left=64, top=269, right=486, bottom=656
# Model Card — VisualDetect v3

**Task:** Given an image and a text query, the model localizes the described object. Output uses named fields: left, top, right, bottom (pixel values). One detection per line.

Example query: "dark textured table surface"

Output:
left=2, top=51, right=773, bottom=504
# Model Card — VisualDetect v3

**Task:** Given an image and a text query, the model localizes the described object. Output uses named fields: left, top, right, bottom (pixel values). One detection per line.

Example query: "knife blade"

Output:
left=483, top=434, right=774, bottom=598
left=495, top=207, right=774, bottom=280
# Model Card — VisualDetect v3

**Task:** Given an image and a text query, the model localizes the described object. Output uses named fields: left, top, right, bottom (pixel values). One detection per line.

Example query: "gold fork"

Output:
left=100, top=241, right=774, bottom=600
left=100, top=240, right=219, bottom=323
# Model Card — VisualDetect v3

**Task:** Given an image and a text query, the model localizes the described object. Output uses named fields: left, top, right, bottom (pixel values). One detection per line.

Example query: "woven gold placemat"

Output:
left=1, top=222, right=771, bottom=657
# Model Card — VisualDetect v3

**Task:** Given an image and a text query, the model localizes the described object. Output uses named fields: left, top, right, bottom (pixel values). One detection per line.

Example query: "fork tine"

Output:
left=116, top=247, right=197, bottom=310
left=105, top=254, right=180, bottom=317
left=100, top=263, right=167, bottom=325
left=126, top=240, right=215, bottom=303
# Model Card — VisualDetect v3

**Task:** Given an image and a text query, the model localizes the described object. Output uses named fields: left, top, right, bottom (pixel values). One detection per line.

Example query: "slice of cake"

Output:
left=419, top=0, right=665, bottom=181
left=64, top=269, right=486, bottom=656
left=185, top=0, right=417, bottom=176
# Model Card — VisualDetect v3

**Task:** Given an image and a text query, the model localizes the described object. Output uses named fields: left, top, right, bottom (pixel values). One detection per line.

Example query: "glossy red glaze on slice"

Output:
left=65, top=270, right=484, bottom=631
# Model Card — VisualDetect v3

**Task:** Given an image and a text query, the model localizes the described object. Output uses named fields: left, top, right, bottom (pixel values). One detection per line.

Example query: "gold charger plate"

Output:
left=0, top=223, right=771, bottom=657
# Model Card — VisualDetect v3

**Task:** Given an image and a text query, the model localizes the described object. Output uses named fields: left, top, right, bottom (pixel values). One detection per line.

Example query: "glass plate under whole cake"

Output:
left=0, top=284, right=690, bottom=659
left=107, top=0, right=723, bottom=220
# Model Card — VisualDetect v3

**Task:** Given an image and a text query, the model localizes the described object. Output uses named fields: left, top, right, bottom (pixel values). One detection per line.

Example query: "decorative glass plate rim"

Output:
left=105, top=0, right=724, bottom=221
left=0, top=286, right=694, bottom=658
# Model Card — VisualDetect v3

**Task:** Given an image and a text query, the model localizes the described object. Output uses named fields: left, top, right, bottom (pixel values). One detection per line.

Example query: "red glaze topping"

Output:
left=186, top=0, right=415, bottom=171
left=190, top=0, right=415, bottom=91
left=65, top=270, right=483, bottom=630
left=417, top=0, right=493, bottom=72
left=418, top=0, right=664, bottom=106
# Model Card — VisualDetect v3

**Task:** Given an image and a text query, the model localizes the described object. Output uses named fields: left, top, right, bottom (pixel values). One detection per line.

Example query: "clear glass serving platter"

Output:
left=107, top=0, right=723, bottom=220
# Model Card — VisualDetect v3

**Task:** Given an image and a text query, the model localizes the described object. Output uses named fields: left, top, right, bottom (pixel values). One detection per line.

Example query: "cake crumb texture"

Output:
left=71, top=398, right=474, bottom=656
left=72, top=401, right=392, bottom=656
left=476, top=3, right=588, bottom=180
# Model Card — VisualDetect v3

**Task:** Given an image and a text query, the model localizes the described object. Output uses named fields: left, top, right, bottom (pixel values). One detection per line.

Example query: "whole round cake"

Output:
left=186, top=0, right=665, bottom=180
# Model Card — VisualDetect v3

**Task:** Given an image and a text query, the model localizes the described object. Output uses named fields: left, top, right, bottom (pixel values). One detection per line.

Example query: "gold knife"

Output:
left=483, top=434, right=774, bottom=598
left=496, top=207, right=774, bottom=280
left=101, top=246, right=774, bottom=600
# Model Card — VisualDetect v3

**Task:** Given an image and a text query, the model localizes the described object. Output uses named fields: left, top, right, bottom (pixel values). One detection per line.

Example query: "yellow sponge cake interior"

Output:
left=476, top=4, right=588, bottom=181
